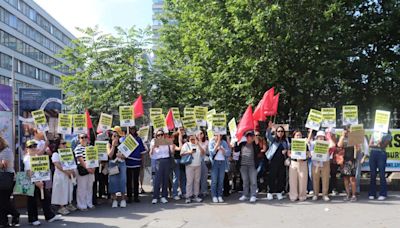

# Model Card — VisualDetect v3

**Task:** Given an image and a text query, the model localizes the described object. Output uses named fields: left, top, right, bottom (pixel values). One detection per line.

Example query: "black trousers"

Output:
left=329, top=163, right=340, bottom=192
left=268, top=153, right=286, bottom=193
left=93, top=166, right=109, bottom=203
left=126, top=167, right=140, bottom=200
left=27, top=186, right=55, bottom=223
left=0, top=187, right=19, bottom=225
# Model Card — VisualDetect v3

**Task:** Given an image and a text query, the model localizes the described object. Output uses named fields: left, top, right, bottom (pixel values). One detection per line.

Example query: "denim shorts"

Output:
left=108, top=161, right=127, bottom=194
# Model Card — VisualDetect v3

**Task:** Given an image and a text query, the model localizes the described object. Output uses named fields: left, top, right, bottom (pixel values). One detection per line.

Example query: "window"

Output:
left=0, top=53, right=12, bottom=70
left=9, top=14, right=17, bottom=28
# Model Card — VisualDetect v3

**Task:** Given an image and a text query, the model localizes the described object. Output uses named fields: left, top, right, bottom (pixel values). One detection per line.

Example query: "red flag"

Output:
left=272, top=93, right=280, bottom=115
left=165, top=109, right=175, bottom=131
left=85, top=109, right=93, bottom=129
left=133, top=95, right=144, bottom=118
left=262, top=88, right=275, bottom=116
left=253, top=99, right=266, bottom=121
left=236, top=105, right=254, bottom=141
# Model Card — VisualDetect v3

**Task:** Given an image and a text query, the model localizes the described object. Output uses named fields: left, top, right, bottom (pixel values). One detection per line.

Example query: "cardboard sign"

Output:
left=151, top=114, right=166, bottom=130
left=206, top=109, right=217, bottom=129
left=211, top=113, right=227, bottom=135
left=58, top=148, right=77, bottom=170
left=154, top=138, right=174, bottom=147
left=32, top=110, right=49, bottom=132
left=350, top=124, right=364, bottom=132
left=73, top=114, right=87, bottom=134
left=321, top=108, right=336, bottom=128
left=58, top=114, right=72, bottom=135
left=348, top=130, right=365, bottom=147
left=30, top=155, right=51, bottom=182
left=95, top=141, right=109, bottom=161
left=194, top=106, right=208, bottom=127
left=97, top=113, right=113, bottom=132
left=305, top=109, right=322, bottom=131
left=291, top=138, right=307, bottom=160
left=184, top=107, right=195, bottom=117
left=182, top=115, right=199, bottom=136
left=85, top=146, right=99, bottom=168
left=228, top=118, right=237, bottom=143
left=374, top=110, right=390, bottom=133
left=171, top=107, right=182, bottom=128
left=13, top=172, right=35, bottom=196
left=118, top=134, right=139, bottom=157
left=138, top=126, right=150, bottom=142
left=343, top=105, right=358, bottom=126
left=119, top=106, right=135, bottom=127
left=312, top=140, right=330, bottom=162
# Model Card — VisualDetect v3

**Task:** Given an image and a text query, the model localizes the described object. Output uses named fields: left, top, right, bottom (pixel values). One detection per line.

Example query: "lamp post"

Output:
left=391, top=108, right=398, bottom=128
left=365, top=109, right=371, bottom=128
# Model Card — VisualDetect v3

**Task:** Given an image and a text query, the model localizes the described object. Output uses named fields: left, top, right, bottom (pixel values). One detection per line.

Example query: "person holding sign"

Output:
left=150, top=129, right=175, bottom=204
left=368, top=130, right=392, bottom=200
left=234, top=131, right=261, bottom=203
left=209, top=134, right=231, bottom=203
left=308, top=130, right=331, bottom=201
left=24, top=140, right=62, bottom=226
left=265, top=122, right=290, bottom=200
left=287, top=130, right=308, bottom=202
left=337, top=126, right=361, bottom=202
left=107, top=128, right=128, bottom=208
left=74, top=134, right=95, bottom=211
left=51, top=139, right=77, bottom=215
left=181, top=134, right=206, bottom=203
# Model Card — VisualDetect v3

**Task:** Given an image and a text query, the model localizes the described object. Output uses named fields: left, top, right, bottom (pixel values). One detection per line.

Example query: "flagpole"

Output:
left=11, top=56, right=17, bottom=170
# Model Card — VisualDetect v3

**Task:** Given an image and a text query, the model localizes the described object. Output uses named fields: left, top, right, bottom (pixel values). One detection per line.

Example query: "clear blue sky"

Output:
left=34, top=0, right=153, bottom=37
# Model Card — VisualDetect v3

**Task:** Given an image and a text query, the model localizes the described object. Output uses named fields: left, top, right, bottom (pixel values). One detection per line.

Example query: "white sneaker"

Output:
left=239, top=195, right=248, bottom=201
left=249, top=196, right=257, bottom=203
left=277, top=193, right=283, bottom=200
left=368, top=196, right=375, bottom=200
left=152, top=199, right=158, bottom=204
left=323, top=196, right=330, bottom=202
left=212, top=197, right=218, bottom=203
left=160, top=197, right=168, bottom=204
left=309, top=191, right=314, bottom=195
left=331, top=190, right=338, bottom=196
left=173, top=196, right=181, bottom=201
left=48, top=214, right=62, bottom=223
left=266, top=193, right=273, bottom=200
left=112, top=200, right=118, bottom=208
left=378, top=196, right=386, bottom=201
left=120, top=200, right=127, bottom=208
left=185, top=198, right=191, bottom=204
left=217, top=197, right=224, bottom=203
left=193, top=197, right=203, bottom=203
left=31, top=221, right=41, bottom=226
left=312, top=196, right=318, bottom=201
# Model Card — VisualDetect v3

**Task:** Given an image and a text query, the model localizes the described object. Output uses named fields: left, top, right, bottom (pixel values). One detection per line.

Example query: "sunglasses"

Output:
left=60, top=142, right=67, bottom=145
left=255, top=134, right=261, bottom=137
left=156, top=133, right=164, bottom=137
left=276, top=130, right=284, bottom=133
left=28, top=145, right=37, bottom=149
left=80, top=136, right=88, bottom=139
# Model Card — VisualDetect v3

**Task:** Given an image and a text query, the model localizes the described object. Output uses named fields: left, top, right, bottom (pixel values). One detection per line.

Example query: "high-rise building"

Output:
left=0, top=0, right=75, bottom=93
left=152, top=0, right=163, bottom=40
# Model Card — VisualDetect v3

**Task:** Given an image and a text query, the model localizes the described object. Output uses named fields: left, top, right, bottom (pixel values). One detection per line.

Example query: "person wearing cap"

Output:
left=150, top=129, right=175, bottom=204
left=288, top=130, right=309, bottom=202
left=24, top=140, right=62, bottom=226
left=235, top=131, right=261, bottom=203
left=126, top=126, right=146, bottom=203
left=337, top=126, right=361, bottom=202
left=74, top=133, right=96, bottom=211
left=107, top=126, right=127, bottom=208
left=265, top=122, right=290, bottom=200
left=307, top=129, right=331, bottom=201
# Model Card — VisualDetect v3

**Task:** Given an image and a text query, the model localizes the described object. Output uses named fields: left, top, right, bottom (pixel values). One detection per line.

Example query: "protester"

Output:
left=356, top=136, right=369, bottom=194
left=337, top=126, right=360, bottom=202
left=255, top=131, right=268, bottom=192
left=0, top=136, right=19, bottom=227
left=24, top=140, right=62, bottom=226
left=126, top=126, right=146, bottom=203
left=235, top=131, right=260, bottom=203
left=74, top=133, right=96, bottom=211
left=265, top=122, right=290, bottom=200
left=181, top=134, right=205, bottom=203
left=172, top=127, right=186, bottom=200
left=308, top=130, right=330, bottom=201
left=368, top=130, right=392, bottom=200
left=288, top=130, right=308, bottom=202
left=198, top=129, right=210, bottom=197
left=107, top=127, right=127, bottom=208
left=150, top=129, right=175, bottom=204
left=209, top=134, right=231, bottom=203
left=326, top=128, right=340, bottom=196
left=51, top=138, right=77, bottom=215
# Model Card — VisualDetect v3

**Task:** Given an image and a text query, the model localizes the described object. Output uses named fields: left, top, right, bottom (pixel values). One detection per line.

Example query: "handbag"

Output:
left=73, top=149, right=89, bottom=176
left=108, top=165, right=120, bottom=176
left=180, top=154, right=193, bottom=165
left=0, top=171, right=14, bottom=190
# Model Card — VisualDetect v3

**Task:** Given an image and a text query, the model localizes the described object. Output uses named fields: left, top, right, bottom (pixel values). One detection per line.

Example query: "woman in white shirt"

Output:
left=181, top=134, right=206, bottom=203
left=51, top=138, right=76, bottom=215
left=198, top=130, right=210, bottom=197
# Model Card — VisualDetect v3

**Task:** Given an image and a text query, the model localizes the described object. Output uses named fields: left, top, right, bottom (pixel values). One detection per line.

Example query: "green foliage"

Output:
left=154, top=0, right=400, bottom=126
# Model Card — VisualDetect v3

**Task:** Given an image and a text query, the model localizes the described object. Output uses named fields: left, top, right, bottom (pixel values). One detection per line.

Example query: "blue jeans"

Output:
left=108, top=161, right=127, bottom=194
left=355, top=152, right=363, bottom=193
left=172, top=159, right=186, bottom=197
left=369, top=149, right=387, bottom=197
left=200, top=160, right=209, bottom=194
left=153, top=158, right=171, bottom=199
left=211, top=160, right=225, bottom=198
left=307, top=159, right=313, bottom=192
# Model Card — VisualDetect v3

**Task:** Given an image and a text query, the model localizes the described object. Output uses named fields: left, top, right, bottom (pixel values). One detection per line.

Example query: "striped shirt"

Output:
left=74, top=144, right=86, bottom=163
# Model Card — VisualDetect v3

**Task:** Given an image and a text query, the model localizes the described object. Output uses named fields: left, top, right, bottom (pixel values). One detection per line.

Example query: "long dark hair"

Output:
left=276, top=126, right=286, bottom=141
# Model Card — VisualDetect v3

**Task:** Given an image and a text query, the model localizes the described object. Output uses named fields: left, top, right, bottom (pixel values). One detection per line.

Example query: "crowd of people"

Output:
left=0, top=121, right=393, bottom=227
